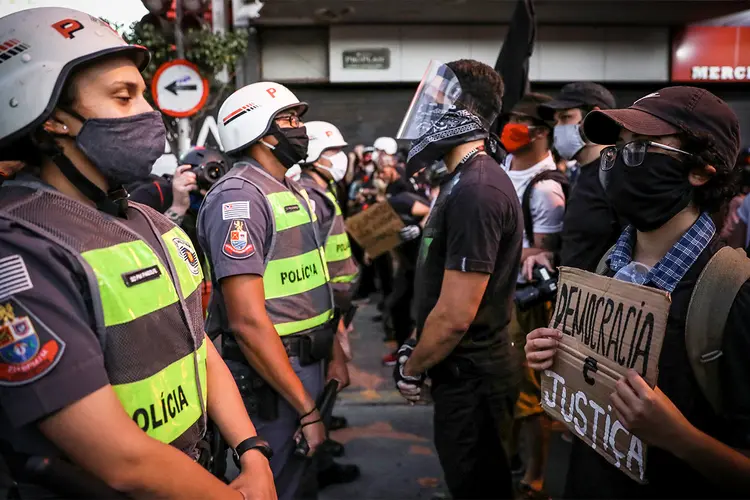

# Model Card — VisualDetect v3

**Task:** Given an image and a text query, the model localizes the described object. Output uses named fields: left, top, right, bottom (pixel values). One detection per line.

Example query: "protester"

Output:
left=526, top=86, right=750, bottom=497
left=500, top=92, right=566, bottom=499
left=394, top=59, right=521, bottom=499
left=523, top=82, right=619, bottom=278
left=722, top=147, right=750, bottom=250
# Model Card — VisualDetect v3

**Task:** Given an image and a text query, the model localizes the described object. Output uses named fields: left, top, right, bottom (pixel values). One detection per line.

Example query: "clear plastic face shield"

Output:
left=396, top=60, right=463, bottom=141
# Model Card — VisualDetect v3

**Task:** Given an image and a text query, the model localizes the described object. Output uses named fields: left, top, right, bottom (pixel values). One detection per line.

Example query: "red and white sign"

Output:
left=672, top=26, right=750, bottom=82
left=152, top=59, right=209, bottom=118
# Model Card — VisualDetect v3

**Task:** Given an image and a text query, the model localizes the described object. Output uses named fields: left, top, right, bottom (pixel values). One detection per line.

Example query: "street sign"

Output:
left=152, top=59, right=209, bottom=118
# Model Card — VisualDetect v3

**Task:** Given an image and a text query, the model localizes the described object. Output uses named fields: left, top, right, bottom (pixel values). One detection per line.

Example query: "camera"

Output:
left=179, top=147, right=230, bottom=191
left=514, top=264, right=558, bottom=311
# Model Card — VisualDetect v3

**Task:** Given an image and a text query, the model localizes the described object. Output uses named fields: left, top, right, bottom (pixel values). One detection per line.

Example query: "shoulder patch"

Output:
left=223, top=219, right=256, bottom=259
left=172, top=237, right=201, bottom=276
left=222, top=201, right=251, bottom=220
left=0, top=255, right=33, bottom=301
left=0, top=298, right=65, bottom=386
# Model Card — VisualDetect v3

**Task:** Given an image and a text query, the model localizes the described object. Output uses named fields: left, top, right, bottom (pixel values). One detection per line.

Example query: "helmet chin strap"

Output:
left=40, top=132, right=128, bottom=217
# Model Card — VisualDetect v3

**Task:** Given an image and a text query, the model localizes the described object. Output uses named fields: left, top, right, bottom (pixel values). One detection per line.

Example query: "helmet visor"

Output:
left=396, top=61, right=462, bottom=140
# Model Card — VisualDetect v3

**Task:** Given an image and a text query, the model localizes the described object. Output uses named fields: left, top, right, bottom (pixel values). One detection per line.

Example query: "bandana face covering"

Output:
left=406, top=108, right=488, bottom=170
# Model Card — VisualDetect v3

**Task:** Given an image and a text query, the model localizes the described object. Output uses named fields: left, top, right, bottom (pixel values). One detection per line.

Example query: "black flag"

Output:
left=492, top=0, right=537, bottom=135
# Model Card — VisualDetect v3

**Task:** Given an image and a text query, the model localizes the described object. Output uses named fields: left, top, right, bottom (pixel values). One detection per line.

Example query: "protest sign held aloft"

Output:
left=345, top=202, right=404, bottom=258
left=541, top=267, right=671, bottom=484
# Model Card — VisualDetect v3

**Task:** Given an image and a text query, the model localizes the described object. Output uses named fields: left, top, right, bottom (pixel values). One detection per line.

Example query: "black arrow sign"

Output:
left=165, top=80, right=198, bottom=96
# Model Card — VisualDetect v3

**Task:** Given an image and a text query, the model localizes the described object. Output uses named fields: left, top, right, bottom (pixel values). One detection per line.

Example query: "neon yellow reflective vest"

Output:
left=208, top=162, right=334, bottom=337
left=0, top=184, right=208, bottom=454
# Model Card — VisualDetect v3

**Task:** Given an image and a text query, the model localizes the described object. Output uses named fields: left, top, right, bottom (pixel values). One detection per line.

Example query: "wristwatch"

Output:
left=233, top=436, right=273, bottom=467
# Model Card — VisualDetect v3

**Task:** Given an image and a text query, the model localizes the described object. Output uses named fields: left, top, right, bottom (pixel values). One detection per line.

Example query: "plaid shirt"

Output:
left=608, top=212, right=716, bottom=293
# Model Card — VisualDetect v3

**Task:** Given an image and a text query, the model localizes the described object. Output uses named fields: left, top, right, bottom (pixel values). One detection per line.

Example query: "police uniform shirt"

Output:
left=0, top=197, right=177, bottom=455
left=197, top=174, right=314, bottom=335
left=413, top=154, right=522, bottom=375
left=298, top=173, right=335, bottom=241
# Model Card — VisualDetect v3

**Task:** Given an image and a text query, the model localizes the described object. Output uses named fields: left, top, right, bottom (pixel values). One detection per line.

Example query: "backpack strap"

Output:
left=595, top=244, right=616, bottom=275
left=521, top=170, right=569, bottom=247
left=686, top=247, right=750, bottom=414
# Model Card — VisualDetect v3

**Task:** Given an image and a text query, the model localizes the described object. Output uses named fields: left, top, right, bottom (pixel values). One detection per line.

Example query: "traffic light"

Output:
left=140, top=0, right=212, bottom=35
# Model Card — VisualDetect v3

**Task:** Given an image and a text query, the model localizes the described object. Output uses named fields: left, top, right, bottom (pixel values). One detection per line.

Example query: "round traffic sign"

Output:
left=152, top=59, right=209, bottom=118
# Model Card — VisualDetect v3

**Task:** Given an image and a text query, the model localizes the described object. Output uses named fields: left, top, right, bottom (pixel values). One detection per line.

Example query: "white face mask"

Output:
left=319, top=151, right=349, bottom=182
left=553, top=123, right=586, bottom=160
left=285, top=164, right=302, bottom=182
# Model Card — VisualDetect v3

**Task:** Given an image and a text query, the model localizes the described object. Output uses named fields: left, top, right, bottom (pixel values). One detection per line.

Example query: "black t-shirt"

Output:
left=389, top=191, right=429, bottom=268
left=413, top=154, right=522, bottom=375
left=559, top=160, right=622, bottom=271
left=564, top=237, right=750, bottom=499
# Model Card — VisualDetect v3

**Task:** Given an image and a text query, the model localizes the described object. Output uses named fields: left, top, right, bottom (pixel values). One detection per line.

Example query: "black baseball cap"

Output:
left=583, top=86, right=741, bottom=169
left=538, top=82, right=616, bottom=121
left=509, top=92, right=553, bottom=124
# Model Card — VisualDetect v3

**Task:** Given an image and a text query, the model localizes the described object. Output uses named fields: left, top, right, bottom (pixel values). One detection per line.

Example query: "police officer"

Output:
left=198, top=83, right=331, bottom=500
left=0, top=7, right=275, bottom=500
left=299, top=121, right=361, bottom=488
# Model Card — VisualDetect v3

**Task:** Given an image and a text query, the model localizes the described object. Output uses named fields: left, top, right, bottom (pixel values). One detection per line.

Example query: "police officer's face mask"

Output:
left=67, top=110, right=167, bottom=187
left=263, top=124, right=309, bottom=170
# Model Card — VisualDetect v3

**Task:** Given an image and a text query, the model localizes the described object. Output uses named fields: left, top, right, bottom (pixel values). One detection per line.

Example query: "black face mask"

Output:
left=601, top=152, right=694, bottom=232
left=266, top=124, right=309, bottom=169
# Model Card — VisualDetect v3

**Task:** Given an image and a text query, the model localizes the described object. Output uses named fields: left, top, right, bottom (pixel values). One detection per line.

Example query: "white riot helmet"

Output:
left=219, top=82, right=308, bottom=155
left=305, top=121, right=348, bottom=164
left=373, top=137, right=398, bottom=155
left=0, top=8, right=149, bottom=149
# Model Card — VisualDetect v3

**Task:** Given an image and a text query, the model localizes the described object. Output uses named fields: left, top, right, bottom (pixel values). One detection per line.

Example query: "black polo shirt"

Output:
left=559, top=160, right=622, bottom=272
left=564, top=236, right=750, bottom=498
left=413, top=153, right=522, bottom=378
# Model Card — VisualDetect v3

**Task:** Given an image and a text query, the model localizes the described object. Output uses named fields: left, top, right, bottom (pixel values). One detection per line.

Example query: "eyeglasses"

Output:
left=274, top=114, right=301, bottom=128
left=600, top=140, right=700, bottom=171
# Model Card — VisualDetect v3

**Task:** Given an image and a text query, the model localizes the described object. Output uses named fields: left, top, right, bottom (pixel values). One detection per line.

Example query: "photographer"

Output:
left=499, top=93, right=566, bottom=498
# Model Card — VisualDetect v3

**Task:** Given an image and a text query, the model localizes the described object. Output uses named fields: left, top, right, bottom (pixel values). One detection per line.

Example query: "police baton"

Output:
left=294, top=379, right=340, bottom=458
left=23, top=455, right=129, bottom=499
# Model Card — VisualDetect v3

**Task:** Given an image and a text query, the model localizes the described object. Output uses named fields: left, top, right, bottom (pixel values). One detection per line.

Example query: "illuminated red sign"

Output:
left=671, top=26, right=750, bottom=82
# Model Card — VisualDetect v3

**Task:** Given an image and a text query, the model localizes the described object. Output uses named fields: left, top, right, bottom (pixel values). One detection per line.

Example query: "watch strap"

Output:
left=233, top=436, right=273, bottom=465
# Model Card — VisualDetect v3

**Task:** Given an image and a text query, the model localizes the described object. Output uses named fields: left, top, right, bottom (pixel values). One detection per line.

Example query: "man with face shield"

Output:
left=393, top=59, right=521, bottom=499
left=526, top=87, right=750, bottom=497
left=198, top=82, right=332, bottom=500
left=0, top=7, right=275, bottom=500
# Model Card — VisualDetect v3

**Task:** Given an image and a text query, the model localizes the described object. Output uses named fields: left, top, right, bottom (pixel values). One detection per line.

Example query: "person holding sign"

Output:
left=526, top=87, right=750, bottom=497
left=393, top=59, right=522, bottom=499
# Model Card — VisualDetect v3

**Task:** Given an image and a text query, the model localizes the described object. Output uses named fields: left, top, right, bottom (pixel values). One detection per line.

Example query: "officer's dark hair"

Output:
left=446, top=59, right=504, bottom=125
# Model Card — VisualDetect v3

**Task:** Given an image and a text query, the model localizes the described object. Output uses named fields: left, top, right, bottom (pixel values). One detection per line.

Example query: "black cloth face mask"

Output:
left=601, top=152, right=694, bottom=232
left=265, top=124, right=309, bottom=169
left=69, top=110, right=167, bottom=187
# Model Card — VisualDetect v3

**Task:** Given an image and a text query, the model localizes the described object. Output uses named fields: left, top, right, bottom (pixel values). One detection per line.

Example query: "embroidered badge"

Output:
left=0, top=299, right=65, bottom=386
left=173, top=237, right=201, bottom=276
left=223, top=219, right=255, bottom=259
left=222, top=201, right=250, bottom=221
left=284, top=204, right=300, bottom=213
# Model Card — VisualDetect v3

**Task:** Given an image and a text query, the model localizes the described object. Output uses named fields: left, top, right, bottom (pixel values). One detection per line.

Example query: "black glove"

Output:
left=393, top=339, right=424, bottom=402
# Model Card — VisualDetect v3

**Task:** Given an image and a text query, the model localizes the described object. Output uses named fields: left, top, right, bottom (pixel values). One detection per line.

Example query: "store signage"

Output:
left=343, top=48, right=390, bottom=70
left=672, top=26, right=750, bottom=82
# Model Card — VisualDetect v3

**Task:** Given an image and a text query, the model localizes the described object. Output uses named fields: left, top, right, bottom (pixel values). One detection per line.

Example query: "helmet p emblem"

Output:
left=52, top=19, right=84, bottom=39
left=266, top=88, right=277, bottom=99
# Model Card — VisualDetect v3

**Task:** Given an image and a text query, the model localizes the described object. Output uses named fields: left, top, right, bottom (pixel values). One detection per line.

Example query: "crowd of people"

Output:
left=2, top=6, right=750, bottom=500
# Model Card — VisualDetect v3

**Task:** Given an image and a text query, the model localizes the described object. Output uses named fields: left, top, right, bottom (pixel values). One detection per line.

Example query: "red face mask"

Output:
left=500, top=123, right=534, bottom=153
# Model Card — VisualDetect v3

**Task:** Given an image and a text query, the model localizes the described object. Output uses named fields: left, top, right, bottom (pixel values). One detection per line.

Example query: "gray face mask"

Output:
left=553, top=123, right=586, bottom=161
left=74, top=111, right=167, bottom=186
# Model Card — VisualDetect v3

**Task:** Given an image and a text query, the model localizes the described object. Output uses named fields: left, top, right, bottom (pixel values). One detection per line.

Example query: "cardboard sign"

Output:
left=345, top=202, right=404, bottom=258
left=541, top=267, right=671, bottom=484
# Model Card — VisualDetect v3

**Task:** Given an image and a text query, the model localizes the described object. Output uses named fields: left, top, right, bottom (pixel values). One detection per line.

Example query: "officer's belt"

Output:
left=223, top=328, right=334, bottom=364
